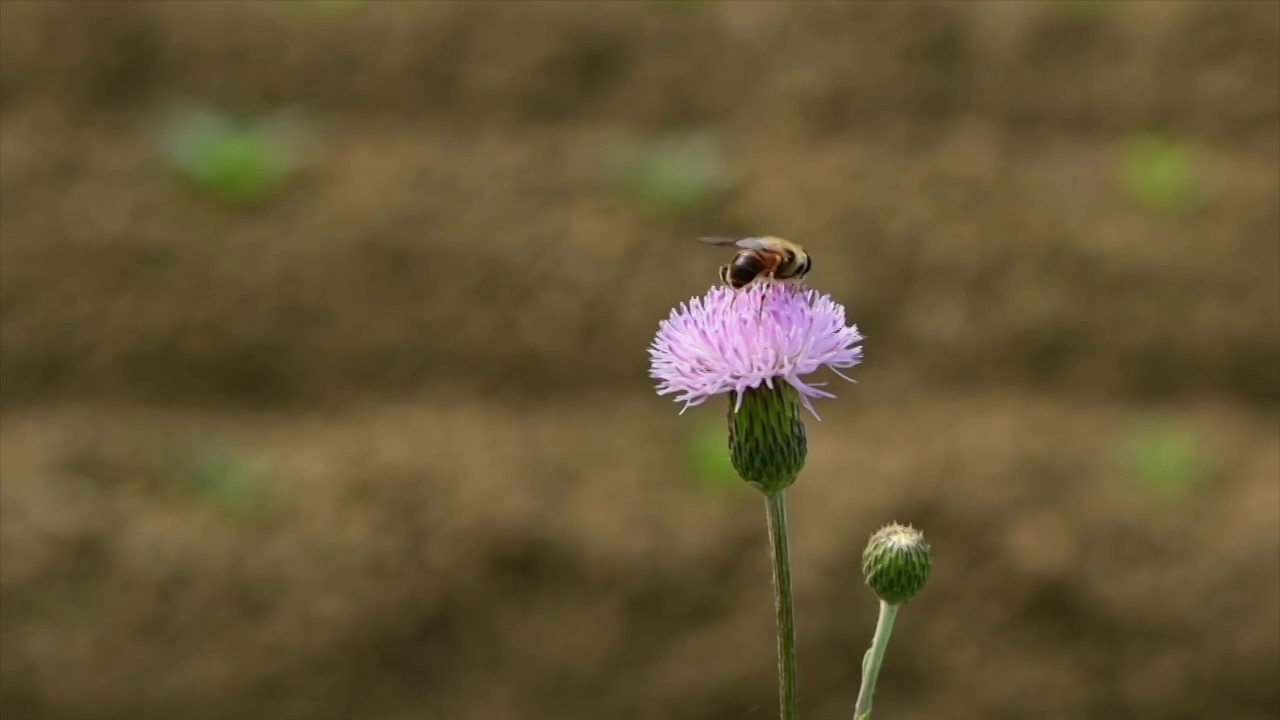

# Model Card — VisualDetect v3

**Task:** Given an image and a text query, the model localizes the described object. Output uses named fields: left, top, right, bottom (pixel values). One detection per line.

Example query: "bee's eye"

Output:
left=803, top=256, right=812, bottom=274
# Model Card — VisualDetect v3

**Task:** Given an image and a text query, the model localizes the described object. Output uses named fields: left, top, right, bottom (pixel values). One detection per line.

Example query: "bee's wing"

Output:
left=699, top=236, right=767, bottom=249
left=730, top=237, right=774, bottom=251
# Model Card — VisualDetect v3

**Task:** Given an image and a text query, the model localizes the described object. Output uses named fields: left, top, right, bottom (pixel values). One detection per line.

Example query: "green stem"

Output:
left=853, top=600, right=900, bottom=720
left=764, top=490, right=798, bottom=720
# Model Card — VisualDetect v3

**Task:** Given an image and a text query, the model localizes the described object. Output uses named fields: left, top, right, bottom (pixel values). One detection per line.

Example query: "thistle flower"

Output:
left=649, top=279, right=863, bottom=720
left=649, top=283, right=864, bottom=420
left=649, top=282, right=863, bottom=494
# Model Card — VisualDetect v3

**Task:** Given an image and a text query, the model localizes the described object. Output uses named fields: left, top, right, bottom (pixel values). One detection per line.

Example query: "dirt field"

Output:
left=1, top=2, right=1278, bottom=720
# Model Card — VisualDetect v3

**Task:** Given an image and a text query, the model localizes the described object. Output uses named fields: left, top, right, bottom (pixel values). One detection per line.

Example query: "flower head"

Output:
left=648, top=283, right=864, bottom=420
left=862, top=523, right=933, bottom=605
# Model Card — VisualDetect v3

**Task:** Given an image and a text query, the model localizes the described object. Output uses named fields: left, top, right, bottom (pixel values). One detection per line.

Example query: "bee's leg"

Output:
left=720, top=265, right=743, bottom=315
left=757, top=272, right=777, bottom=323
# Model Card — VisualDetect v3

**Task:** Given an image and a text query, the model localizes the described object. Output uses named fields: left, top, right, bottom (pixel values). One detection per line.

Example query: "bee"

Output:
left=699, top=236, right=812, bottom=289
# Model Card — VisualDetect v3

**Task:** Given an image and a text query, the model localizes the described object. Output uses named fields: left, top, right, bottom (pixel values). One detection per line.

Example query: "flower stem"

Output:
left=853, top=600, right=900, bottom=720
left=764, top=490, right=798, bottom=720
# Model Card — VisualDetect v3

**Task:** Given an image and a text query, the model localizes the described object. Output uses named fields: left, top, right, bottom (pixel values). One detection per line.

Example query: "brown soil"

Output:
left=1, top=2, right=1278, bottom=720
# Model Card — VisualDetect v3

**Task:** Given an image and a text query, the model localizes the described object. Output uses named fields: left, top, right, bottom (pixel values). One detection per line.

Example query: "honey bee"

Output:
left=699, top=236, right=812, bottom=289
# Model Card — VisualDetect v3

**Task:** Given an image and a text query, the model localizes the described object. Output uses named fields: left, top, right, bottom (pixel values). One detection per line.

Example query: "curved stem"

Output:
left=764, top=491, right=798, bottom=720
left=853, top=600, right=900, bottom=720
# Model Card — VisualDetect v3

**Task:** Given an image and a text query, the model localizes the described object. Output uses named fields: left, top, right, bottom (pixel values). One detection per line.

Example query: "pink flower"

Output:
left=648, top=283, right=864, bottom=419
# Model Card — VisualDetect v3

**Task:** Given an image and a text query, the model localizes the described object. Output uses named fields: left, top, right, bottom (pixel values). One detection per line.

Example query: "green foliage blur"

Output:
left=1123, top=420, right=1209, bottom=502
left=684, top=421, right=741, bottom=491
left=615, top=134, right=737, bottom=218
left=162, top=105, right=311, bottom=205
left=191, top=450, right=273, bottom=522
left=1118, top=132, right=1207, bottom=216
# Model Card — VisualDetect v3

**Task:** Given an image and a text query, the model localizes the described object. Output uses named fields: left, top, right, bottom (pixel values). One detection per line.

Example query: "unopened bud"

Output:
left=862, top=523, right=932, bottom=605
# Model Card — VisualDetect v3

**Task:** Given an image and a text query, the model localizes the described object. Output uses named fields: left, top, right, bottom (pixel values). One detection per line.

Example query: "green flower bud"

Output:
left=862, top=523, right=932, bottom=605
left=726, top=384, right=807, bottom=496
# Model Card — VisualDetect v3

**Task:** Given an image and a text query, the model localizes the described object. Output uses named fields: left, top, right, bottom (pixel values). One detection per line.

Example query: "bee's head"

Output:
left=783, top=250, right=810, bottom=277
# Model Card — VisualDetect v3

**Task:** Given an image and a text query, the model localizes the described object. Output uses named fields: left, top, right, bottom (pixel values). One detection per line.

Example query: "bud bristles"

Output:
left=862, top=523, right=933, bottom=605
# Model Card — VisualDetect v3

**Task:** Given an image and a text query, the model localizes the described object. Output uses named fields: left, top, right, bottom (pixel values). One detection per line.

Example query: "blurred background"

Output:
left=0, top=1, right=1277, bottom=719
